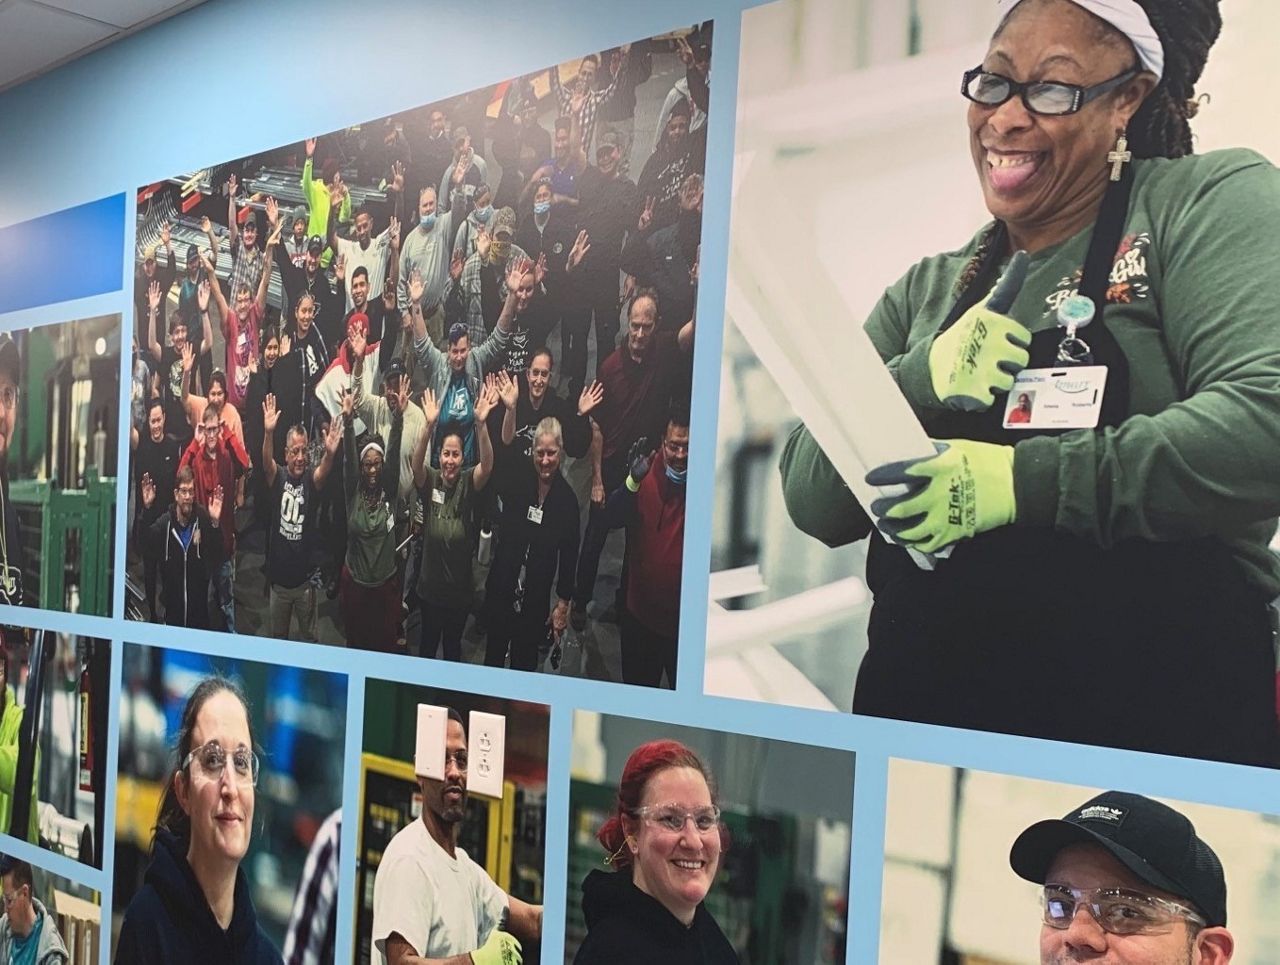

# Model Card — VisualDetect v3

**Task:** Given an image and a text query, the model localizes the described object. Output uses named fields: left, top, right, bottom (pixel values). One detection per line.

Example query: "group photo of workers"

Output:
left=122, top=24, right=710, bottom=688
left=564, top=711, right=853, bottom=963
left=112, top=643, right=348, bottom=963
left=356, top=680, right=549, bottom=964
left=706, top=0, right=1280, bottom=767
left=0, top=317, right=120, bottom=617
left=881, top=760, right=1277, bottom=964
left=0, top=852, right=102, bottom=964
left=0, top=624, right=109, bottom=870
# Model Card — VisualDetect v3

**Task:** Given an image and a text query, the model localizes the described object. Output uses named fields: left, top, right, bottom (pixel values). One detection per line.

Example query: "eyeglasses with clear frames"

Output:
left=1042, top=885, right=1206, bottom=936
left=183, top=740, right=260, bottom=786
left=632, top=804, right=721, bottom=834
left=962, top=66, right=1139, bottom=116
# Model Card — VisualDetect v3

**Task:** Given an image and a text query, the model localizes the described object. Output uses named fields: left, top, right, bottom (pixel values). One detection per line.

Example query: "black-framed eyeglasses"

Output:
left=962, top=65, right=1139, bottom=116
left=1042, top=885, right=1206, bottom=936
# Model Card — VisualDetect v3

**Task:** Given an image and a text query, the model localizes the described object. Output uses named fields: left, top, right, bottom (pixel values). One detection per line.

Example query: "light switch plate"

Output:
left=414, top=704, right=447, bottom=779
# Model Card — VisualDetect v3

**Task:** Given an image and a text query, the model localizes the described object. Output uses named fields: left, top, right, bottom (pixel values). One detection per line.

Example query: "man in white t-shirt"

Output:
left=372, top=708, right=541, bottom=964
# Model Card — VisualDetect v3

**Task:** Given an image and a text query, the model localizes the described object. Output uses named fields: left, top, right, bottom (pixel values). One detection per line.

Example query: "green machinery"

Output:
left=10, top=468, right=115, bottom=616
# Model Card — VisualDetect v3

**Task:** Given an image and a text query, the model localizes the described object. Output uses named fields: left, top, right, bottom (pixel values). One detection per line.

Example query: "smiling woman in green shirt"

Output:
left=780, top=0, right=1280, bottom=766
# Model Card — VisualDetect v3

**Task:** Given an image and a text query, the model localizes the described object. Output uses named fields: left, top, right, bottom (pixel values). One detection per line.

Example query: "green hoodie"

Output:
left=0, top=686, right=39, bottom=845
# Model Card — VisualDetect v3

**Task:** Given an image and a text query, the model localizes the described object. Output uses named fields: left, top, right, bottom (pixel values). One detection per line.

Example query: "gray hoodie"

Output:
left=0, top=898, right=71, bottom=964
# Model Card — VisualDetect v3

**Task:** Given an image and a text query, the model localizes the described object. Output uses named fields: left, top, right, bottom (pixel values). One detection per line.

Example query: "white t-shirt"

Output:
left=371, top=818, right=508, bottom=963
left=336, top=231, right=391, bottom=312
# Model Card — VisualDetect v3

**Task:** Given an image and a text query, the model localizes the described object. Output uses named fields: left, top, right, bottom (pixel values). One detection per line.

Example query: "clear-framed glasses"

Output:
left=962, top=65, right=1139, bottom=116
left=633, top=804, right=721, bottom=834
left=1042, top=885, right=1206, bottom=936
left=182, top=740, right=260, bottom=786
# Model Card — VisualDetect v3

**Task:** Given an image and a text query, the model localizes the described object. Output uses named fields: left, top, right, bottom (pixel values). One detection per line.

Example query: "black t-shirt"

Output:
left=135, top=434, right=181, bottom=524
left=487, top=386, right=591, bottom=491
left=267, top=466, right=319, bottom=589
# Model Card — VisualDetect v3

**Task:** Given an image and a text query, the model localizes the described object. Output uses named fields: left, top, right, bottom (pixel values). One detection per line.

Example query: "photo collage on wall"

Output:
left=0, top=0, right=1278, bottom=961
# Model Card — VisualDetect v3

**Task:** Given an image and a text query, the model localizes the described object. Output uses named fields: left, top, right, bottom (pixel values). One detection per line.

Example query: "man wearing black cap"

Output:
left=0, top=337, right=25, bottom=607
left=1010, top=791, right=1234, bottom=964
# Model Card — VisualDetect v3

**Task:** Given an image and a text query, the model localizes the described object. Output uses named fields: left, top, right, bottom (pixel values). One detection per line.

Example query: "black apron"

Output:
left=855, top=169, right=1280, bottom=767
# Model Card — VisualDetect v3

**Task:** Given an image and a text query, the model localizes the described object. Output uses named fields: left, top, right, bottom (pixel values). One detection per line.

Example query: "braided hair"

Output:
left=958, top=0, right=1221, bottom=294
left=1126, top=0, right=1221, bottom=159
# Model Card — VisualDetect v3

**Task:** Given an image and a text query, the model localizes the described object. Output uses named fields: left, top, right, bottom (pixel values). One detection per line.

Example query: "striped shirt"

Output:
left=551, top=62, right=620, bottom=154
left=284, top=809, right=340, bottom=965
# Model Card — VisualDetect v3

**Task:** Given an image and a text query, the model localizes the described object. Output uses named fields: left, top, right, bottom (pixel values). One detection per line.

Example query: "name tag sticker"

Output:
left=1003, top=366, right=1107, bottom=430
left=432, top=488, right=445, bottom=505
left=527, top=505, right=544, bottom=525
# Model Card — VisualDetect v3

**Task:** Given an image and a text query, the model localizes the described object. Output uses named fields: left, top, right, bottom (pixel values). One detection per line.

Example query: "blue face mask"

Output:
left=419, top=213, right=437, bottom=232
left=533, top=201, right=551, bottom=217
left=665, top=464, right=687, bottom=486
left=473, top=205, right=493, bottom=224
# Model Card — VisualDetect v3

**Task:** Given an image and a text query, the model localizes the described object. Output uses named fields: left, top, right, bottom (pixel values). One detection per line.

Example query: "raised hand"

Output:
left=197, top=278, right=211, bottom=312
left=348, top=323, right=366, bottom=359
left=473, top=382, right=497, bottom=422
left=200, top=215, right=212, bottom=234
left=388, top=216, right=401, bottom=250
left=621, top=273, right=636, bottom=304
left=247, top=351, right=259, bottom=374
left=452, top=157, right=468, bottom=185
left=475, top=226, right=491, bottom=262
left=263, top=393, right=280, bottom=433
left=505, top=256, right=531, bottom=294
left=496, top=369, right=519, bottom=409
left=265, top=195, right=280, bottom=227
left=627, top=436, right=656, bottom=483
left=394, top=377, right=409, bottom=416
left=420, top=387, right=440, bottom=425
left=266, top=218, right=283, bottom=246
left=279, top=333, right=292, bottom=356
left=147, top=280, right=161, bottom=312
left=390, top=159, right=405, bottom=193
left=382, top=277, right=397, bottom=310
left=408, top=268, right=425, bottom=305
left=180, top=342, right=194, bottom=373
left=226, top=173, right=238, bottom=197
left=534, top=252, right=548, bottom=287
left=567, top=230, right=591, bottom=271
left=141, top=472, right=156, bottom=509
left=676, top=35, right=694, bottom=67
left=208, top=484, right=225, bottom=520
left=160, top=222, right=171, bottom=249
left=325, top=414, right=344, bottom=454
left=577, top=380, right=604, bottom=416
left=638, top=196, right=655, bottom=232
left=450, top=249, right=465, bottom=283
left=305, top=137, right=317, bottom=158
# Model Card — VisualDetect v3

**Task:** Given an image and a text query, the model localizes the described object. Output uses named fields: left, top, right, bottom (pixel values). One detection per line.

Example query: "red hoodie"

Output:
left=624, top=449, right=685, bottom=638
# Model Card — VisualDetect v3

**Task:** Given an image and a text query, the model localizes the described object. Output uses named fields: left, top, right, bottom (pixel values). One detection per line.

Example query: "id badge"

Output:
left=432, top=488, right=445, bottom=505
left=527, top=505, right=544, bottom=525
left=1003, top=366, right=1107, bottom=430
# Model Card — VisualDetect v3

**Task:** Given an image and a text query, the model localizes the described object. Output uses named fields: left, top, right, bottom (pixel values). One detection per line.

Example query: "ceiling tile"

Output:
left=0, top=1, right=117, bottom=90
left=26, top=0, right=191, bottom=30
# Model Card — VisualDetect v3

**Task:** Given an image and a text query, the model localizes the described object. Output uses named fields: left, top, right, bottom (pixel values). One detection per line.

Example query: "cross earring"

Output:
left=1107, top=132, right=1132, bottom=181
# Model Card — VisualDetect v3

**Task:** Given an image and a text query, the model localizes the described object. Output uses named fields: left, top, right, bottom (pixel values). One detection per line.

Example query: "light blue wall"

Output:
left=0, top=0, right=753, bottom=226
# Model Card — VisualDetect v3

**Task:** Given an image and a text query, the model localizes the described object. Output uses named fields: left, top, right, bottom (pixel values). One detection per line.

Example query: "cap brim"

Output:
left=1010, top=820, right=1188, bottom=899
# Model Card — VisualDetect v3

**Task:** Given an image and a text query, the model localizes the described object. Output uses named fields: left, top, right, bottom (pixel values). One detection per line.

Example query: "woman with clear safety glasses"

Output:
left=780, top=0, right=1280, bottom=766
left=574, top=739, right=739, bottom=964
left=115, top=676, right=283, bottom=964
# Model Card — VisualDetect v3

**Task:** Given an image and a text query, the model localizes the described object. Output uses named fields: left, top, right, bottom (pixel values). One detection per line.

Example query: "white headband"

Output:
left=360, top=441, right=385, bottom=462
left=996, top=0, right=1164, bottom=80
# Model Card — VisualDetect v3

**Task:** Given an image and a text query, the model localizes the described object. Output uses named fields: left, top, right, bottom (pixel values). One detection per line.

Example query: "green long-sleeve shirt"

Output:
left=0, top=687, right=39, bottom=844
left=782, top=148, right=1280, bottom=595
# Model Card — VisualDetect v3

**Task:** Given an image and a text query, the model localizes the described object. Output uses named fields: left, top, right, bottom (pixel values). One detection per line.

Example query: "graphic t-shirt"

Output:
left=268, top=466, right=318, bottom=589
left=436, top=374, right=476, bottom=468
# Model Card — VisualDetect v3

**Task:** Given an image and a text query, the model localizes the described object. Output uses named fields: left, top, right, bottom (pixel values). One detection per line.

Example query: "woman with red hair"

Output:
left=574, top=739, right=739, bottom=963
